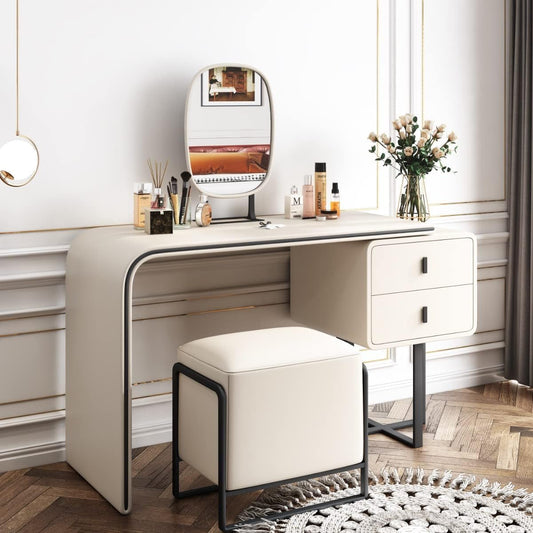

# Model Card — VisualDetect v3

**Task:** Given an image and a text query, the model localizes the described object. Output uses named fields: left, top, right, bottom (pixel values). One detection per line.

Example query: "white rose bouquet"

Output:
left=368, top=114, right=457, bottom=177
left=367, top=114, right=458, bottom=221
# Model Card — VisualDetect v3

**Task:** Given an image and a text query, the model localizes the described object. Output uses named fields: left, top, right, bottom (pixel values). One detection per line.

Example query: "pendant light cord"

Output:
left=15, top=0, right=20, bottom=136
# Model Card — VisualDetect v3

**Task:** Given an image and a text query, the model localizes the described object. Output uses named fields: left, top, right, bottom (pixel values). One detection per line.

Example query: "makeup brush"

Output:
left=179, top=171, right=192, bottom=224
left=183, top=186, right=192, bottom=225
left=168, top=179, right=179, bottom=225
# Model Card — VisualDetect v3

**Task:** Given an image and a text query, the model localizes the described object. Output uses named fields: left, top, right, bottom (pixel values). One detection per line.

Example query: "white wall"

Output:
left=0, top=0, right=507, bottom=470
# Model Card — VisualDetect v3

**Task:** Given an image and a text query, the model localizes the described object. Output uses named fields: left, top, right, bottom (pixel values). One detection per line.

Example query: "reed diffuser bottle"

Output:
left=145, top=158, right=173, bottom=234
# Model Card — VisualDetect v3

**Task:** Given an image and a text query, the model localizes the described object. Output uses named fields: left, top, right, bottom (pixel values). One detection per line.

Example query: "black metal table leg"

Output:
left=412, top=343, right=425, bottom=448
left=368, top=343, right=426, bottom=449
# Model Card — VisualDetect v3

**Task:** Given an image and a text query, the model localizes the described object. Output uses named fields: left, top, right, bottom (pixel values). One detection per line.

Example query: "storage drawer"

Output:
left=371, top=284, right=474, bottom=346
left=371, top=238, right=474, bottom=295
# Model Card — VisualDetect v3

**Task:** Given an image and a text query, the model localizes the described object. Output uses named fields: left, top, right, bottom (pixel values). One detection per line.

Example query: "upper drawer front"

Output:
left=371, top=238, right=474, bottom=295
left=371, top=284, right=475, bottom=346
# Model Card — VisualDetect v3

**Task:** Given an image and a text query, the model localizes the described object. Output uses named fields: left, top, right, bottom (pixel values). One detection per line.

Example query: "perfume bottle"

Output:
left=330, top=182, right=340, bottom=216
left=285, top=185, right=303, bottom=219
left=302, top=174, right=314, bottom=218
left=195, top=195, right=212, bottom=226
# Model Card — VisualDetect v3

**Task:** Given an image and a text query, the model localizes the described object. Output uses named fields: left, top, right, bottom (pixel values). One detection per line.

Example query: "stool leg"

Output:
left=360, top=364, right=369, bottom=498
left=172, top=363, right=180, bottom=498
left=172, top=363, right=228, bottom=530
left=216, top=374, right=228, bottom=532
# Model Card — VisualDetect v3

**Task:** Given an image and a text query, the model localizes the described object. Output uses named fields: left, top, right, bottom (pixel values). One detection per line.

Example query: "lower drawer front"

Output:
left=371, top=285, right=474, bottom=346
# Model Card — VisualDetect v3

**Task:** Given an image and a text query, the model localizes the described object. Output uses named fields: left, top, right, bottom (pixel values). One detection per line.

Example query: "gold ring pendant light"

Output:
left=0, top=0, right=39, bottom=187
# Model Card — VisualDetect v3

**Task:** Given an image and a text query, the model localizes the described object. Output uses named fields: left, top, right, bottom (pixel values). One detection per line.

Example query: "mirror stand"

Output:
left=211, top=195, right=263, bottom=225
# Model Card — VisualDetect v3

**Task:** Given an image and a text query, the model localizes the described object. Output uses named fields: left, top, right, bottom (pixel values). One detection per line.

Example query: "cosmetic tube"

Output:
left=303, top=175, right=314, bottom=218
left=314, top=162, right=327, bottom=216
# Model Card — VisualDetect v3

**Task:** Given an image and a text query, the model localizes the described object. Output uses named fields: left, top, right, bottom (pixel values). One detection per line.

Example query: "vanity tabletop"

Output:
left=67, top=211, right=436, bottom=274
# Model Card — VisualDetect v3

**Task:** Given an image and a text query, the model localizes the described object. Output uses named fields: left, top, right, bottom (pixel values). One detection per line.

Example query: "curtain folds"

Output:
left=505, top=0, right=533, bottom=385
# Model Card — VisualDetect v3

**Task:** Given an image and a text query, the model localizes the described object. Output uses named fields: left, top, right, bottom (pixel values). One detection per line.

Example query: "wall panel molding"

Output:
left=0, top=354, right=505, bottom=473
left=0, top=0, right=509, bottom=471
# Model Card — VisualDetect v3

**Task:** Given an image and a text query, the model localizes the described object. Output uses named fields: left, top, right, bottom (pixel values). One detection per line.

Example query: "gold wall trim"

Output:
left=0, top=327, right=64, bottom=339
left=0, top=223, right=130, bottom=236
left=355, top=0, right=380, bottom=212
left=132, top=302, right=286, bottom=322
left=0, top=408, right=64, bottom=422
left=431, top=199, right=508, bottom=206
left=475, top=328, right=505, bottom=335
left=0, top=310, right=65, bottom=322
left=421, top=0, right=425, bottom=122
left=132, top=377, right=172, bottom=387
left=0, top=393, right=64, bottom=408
left=427, top=336, right=505, bottom=355
left=422, top=0, right=507, bottom=206
left=132, top=391, right=172, bottom=402
left=478, top=263, right=507, bottom=270
left=431, top=210, right=507, bottom=218
left=134, top=286, right=289, bottom=307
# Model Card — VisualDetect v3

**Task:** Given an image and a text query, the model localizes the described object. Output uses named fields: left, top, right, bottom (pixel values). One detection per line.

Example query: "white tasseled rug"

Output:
left=236, top=467, right=533, bottom=532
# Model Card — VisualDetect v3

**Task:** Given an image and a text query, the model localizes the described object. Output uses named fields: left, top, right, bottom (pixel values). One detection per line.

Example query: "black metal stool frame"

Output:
left=172, top=361, right=369, bottom=532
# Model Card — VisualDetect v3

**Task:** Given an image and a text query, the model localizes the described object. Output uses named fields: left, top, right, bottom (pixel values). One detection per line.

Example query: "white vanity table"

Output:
left=65, top=211, right=477, bottom=514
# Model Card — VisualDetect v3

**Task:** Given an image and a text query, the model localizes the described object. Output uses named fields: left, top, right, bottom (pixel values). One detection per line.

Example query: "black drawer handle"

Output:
left=422, top=257, right=428, bottom=274
left=422, top=306, right=428, bottom=323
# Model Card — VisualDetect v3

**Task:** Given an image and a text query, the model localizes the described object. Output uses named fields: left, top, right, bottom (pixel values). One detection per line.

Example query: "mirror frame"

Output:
left=184, top=63, right=274, bottom=199
left=0, top=135, right=40, bottom=188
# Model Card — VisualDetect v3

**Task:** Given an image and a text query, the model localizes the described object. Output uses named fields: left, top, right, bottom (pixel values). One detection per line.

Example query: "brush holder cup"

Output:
left=174, top=204, right=191, bottom=229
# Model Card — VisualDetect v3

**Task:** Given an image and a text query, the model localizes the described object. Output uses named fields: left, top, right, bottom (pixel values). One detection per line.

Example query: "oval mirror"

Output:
left=185, top=64, right=273, bottom=198
left=0, top=136, right=39, bottom=187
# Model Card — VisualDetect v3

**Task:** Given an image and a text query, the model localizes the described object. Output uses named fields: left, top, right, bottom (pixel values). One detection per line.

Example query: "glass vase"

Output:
left=396, top=174, right=430, bottom=222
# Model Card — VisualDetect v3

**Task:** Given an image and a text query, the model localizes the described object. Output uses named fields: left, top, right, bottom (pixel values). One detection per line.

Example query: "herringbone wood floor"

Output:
left=2, top=381, right=533, bottom=532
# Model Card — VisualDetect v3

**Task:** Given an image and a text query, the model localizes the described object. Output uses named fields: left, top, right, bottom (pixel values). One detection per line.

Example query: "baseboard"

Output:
left=368, top=362, right=505, bottom=405
left=131, top=420, right=172, bottom=449
left=0, top=441, right=65, bottom=473
left=0, top=361, right=506, bottom=472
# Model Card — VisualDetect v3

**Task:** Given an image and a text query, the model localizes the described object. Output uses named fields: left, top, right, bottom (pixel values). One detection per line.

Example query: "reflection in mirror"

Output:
left=0, top=136, right=39, bottom=187
left=185, top=65, right=272, bottom=198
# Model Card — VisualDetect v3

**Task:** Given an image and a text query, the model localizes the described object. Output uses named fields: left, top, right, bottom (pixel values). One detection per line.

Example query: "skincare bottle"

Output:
left=195, top=195, right=212, bottom=227
left=285, top=185, right=303, bottom=219
left=314, top=162, right=327, bottom=216
left=330, top=182, right=340, bottom=217
left=302, top=174, right=314, bottom=218
left=133, top=183, right=153, bottom=230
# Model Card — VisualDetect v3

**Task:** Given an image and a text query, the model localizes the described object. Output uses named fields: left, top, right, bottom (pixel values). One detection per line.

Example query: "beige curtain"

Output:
left=505, top=0, right=533, bottom=385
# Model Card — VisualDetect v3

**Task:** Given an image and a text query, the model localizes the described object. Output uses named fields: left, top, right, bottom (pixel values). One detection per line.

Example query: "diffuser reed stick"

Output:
left=147, top=158, right=168, bottom=189
left=147, top=159, right=169, bottom=209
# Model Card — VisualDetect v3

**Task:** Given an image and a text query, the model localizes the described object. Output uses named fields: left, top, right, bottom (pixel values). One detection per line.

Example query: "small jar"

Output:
left=321, top=209, right=338, bottom=220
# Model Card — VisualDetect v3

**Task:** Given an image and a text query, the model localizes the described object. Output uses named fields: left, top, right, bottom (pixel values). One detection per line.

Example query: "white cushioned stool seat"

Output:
left=176, top=326, right=364, bottom=491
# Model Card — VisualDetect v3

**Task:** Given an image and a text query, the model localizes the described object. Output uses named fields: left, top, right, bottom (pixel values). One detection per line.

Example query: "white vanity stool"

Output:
left=172, top=326, right=368, bottom=531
